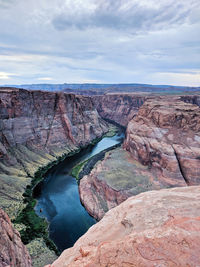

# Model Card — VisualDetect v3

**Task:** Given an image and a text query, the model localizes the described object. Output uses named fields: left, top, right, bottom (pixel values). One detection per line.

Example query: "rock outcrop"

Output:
left=0, top=208, right=32, bottom=267
left=47, top=186, right=200, bottom=267
left=79, top=147, right=171, bottom=220
left=124, top=96, right=200, bottom=186
left=92, top=94, right=146, bottom=127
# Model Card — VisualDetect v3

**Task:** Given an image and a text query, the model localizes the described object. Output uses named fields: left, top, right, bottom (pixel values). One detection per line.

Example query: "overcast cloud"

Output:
left=0, top=0, right=199, bottom=86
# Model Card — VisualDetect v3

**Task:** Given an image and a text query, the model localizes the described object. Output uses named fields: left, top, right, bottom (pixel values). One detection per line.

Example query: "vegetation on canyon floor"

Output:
left=12, top=124, right=118, bottom=258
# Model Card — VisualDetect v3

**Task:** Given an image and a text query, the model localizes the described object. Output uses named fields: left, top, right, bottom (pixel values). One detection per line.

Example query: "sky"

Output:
left=0, top=0, right=200, bottom=86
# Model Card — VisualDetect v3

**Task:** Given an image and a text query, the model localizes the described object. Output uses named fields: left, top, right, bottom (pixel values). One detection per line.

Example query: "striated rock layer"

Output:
left=0, top=87, right=109, bottom=266
left=92, top=94, right=146, bottom=127
left=79, top=96, right=200, bottom=220
left=47, top=186, right=200, bottom=267
left=124, top=96, right=200, bottom=186
left=0, top=87, right=108, bottom=219
left=0, top=208, right=32, bottom=267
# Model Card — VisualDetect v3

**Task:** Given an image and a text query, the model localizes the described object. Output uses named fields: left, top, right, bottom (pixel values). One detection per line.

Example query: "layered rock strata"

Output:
left=0, top=87, right=108, bottom=219
left=47, top=186, right=200, bottom=267
left=0, top=87, right=109, bottom=266
left=92, top=94, right=146, bottom=127
left=124, top=96, right=200, bottom=186
left=79, top=96, right=200, bottom=220
left=0, top=208, right=32, bottom=267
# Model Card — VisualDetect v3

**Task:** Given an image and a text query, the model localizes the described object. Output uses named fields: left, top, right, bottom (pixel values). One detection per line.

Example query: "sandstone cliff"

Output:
left=47, top=186, right=200, bottom=267
left=92, top=94, right=146, bottom=127
left=79, top=96, right=200, bottom=220
left=0, top=87, right=108, bottom=219
left=124, top=96, right=200, bottom=186
left=0, top=208, right=32, bottom=267
left=0, top=87, right=109, bottom=266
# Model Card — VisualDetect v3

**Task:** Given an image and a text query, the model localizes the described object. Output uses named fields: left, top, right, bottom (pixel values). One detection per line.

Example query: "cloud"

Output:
left=0, top=71, right=18, bottom=79
left=0, top=0, right=199, bottom=86
left=52, top=0, right=198, bottom=32
left=37, top=77, right=53, bottom=81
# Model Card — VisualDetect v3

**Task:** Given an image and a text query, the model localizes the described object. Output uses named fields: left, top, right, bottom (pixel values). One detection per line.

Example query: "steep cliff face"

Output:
left=0, top=87, right=109, bottom=266
left=0, top=87, right=109, bottom=219
left=79, top=95, right=200, bottom=220
left=124, top=96, right=200, bottom=186
left=47, top=186, right=200, bottom=267
left=0, top=208, right=32, bottom=267
left=92, top=94, right=146, bottom=127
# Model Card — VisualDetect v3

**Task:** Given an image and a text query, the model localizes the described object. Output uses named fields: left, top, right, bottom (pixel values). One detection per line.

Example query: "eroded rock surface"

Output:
left=47, top=186, right=200, bottom=267
left=0, top=208, right=32, bottom=267
left=92, top=94, right=146, bottom=127
left=124, top=96, right=200, bottom=186
left=79, top=96, right=200, bottom=220
left=0, top=87, right=109, bottom=266
left=0, top=87, right=108, bottom=219
left=79, top=147, right=170, bottom=220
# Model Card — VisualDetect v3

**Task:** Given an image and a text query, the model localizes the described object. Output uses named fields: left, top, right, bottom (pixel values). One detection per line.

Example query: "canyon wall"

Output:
left=92, top=94, right=147, bottom=127
left=180, top=95, right=200, bottom=107
left=0, top=208, right=32, bottom=267
left=0, top=87, right=109, bottom=219
left=48, top=186, right=200, bottom=267
left=0, top=87, right=109, bottom=266
left=124, top=96, right=200, bottom=186
left=79, top=96, right=200, bottom=220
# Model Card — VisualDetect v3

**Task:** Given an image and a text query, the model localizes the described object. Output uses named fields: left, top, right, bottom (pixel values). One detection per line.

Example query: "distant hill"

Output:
left=3, top=83, right=200, bottom=95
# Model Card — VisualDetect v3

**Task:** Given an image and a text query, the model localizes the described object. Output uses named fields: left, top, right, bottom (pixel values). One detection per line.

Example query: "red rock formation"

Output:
left=79, top=147, right=172, bottom=220
left=46, top=186, right=200, bottom=267
left=79, top=96, right=200, bottom=220
left=124, top=96, right=200, bottom=186
left=0, top=208, right=32, bottom=267
left=0, top=87, right=109, bottom=218
left=92, top=94, right=146, bottom=127
left=0, top=88, right=108, bottom=158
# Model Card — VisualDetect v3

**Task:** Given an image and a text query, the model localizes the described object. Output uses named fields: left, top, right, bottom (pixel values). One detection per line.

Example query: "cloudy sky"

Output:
left=0, top=0, right=200, bottom=86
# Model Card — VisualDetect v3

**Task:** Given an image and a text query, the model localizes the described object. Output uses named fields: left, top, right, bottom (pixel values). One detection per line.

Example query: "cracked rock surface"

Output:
left=0, top=208, right=32, bottom=267
left=47, top=186, right=200, bottom=267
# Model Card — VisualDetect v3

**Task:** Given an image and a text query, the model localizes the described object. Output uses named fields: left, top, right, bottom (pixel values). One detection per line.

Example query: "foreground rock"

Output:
left=124, top=96, right=200, bottom=186
left=0, top=208, right=32, bottom=267
left=47, top=186, right=200, bottom=267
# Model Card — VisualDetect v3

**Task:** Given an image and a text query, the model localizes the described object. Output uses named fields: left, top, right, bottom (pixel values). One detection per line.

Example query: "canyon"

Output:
left=0, top=87, right=109, bottom=266
left=79, top=95, right=200, bottom=220
left=0, top=87, right=199, bottom=266
left=0, top=87, right=108, bottom=218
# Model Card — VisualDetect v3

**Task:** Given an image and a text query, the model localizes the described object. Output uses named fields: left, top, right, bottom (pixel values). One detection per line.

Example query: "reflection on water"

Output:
left=34, top=132, right=124, bottom=251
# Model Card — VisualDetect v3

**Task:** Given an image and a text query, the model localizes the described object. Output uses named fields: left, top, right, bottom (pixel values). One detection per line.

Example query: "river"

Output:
left=34, top=131, right=124, bottom=252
